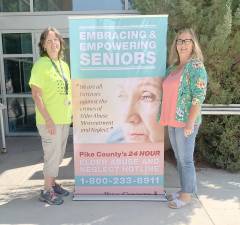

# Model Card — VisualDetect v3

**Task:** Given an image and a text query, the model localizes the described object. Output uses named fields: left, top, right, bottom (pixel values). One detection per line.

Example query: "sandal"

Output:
left=166, top=191, right=180, bottom=201
left=168, top=198, right=190, bottom=209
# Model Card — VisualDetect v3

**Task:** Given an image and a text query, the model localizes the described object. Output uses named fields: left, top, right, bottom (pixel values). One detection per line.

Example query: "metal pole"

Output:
left=0, top=103, right=6, bottom=153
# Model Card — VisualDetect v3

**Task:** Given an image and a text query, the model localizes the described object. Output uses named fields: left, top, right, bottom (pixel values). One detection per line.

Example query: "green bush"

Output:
left=196, top=116, right=240, bottom=172
left=133, top=0, right=240, bottom=171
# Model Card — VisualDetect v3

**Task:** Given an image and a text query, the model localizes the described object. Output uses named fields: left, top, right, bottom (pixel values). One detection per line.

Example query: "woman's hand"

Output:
left=46, top=118, right=56, bottom=135
left=184, top=122, right=194, bottom=137
left=184, top=104, right=201, bottom=137
left=31, top=85, right=56, bottom=135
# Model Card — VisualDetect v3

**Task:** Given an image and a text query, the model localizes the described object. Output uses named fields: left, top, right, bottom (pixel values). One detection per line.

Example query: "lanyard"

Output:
left=50, top=58, right=69, bottom=95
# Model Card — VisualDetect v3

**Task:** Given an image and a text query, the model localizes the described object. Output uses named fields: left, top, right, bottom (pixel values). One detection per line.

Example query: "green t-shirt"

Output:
left=29, top=56, right=72, bottom=125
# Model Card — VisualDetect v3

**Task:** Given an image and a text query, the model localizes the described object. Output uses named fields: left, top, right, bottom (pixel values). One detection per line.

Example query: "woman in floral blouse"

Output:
left=160, top=28, right=208, bottom=208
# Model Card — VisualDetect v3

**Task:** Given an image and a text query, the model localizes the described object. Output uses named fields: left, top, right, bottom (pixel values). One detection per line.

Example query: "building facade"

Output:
left=0, top=0, right=135, bottom=135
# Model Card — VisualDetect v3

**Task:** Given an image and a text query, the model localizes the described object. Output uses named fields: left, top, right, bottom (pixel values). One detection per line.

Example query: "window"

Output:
left=128, top=0, right=134, bottom=10
left=2, top=32, right=34, bottom=134
left=2, top=33, right=32, bottom=54
left=0, top=0, right=132, bottom=12
left=33, top=0, right=125, bottom=11
left=0, top=0, right=30, bottom=12
left=7, top=97, right=37, bottom=132
left=63, top=38, right=70, bottom=67
left=4, top=58, right=33, bottom=94
left=72, top=0, right=125, bottom=11
left=33, top=0, right=72, bottom=11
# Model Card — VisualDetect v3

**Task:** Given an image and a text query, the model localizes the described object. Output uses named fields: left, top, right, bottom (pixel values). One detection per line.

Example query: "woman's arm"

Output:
left=31, top=84, right=56, bottom=135
left=185, top=60, right=208, bottom=137
left=184, top=104, right=201, bottom=137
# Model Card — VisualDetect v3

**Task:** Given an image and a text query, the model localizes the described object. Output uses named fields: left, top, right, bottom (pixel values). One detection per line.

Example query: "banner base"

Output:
left=73, top=193, right=167, bottom=201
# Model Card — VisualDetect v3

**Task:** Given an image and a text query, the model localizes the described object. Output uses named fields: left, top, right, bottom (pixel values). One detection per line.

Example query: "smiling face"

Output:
left=176, top=32, right=194, bottom=62
left=43, top=30, right=61, bottom=60
left=117, top=77, right=164, bottom=143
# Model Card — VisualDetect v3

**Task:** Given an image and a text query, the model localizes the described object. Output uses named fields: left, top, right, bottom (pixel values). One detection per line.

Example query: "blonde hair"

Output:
left=168, top=28, right=204, bottom=66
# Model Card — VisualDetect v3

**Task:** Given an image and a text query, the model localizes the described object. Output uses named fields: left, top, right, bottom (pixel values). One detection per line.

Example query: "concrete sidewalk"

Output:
left=0, top=136, right=239, bottom=225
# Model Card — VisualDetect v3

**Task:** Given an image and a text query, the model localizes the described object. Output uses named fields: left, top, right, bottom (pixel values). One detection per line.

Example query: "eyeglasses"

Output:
left=176, top=39, right=193, bottom=45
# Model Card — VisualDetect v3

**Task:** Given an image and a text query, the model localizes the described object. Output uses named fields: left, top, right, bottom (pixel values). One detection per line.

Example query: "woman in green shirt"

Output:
left=29, top=27, right=72, bottom=205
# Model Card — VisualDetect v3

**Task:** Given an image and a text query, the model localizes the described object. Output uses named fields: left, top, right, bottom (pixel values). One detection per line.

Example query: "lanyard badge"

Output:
left=50, top=58, right=69, bottom=95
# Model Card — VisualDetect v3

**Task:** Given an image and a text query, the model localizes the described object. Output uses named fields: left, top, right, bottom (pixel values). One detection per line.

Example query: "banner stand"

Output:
left=69, top=15, right=168, bottom=200
left=73, top=193, right=167, bottom=201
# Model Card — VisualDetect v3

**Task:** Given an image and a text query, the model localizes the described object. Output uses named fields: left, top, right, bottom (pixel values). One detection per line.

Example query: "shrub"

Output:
left=197, top=115, right=240, bottom=172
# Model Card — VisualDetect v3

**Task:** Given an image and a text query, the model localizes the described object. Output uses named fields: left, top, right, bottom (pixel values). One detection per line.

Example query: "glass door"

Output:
left=2, top=32, right=37, bottom=135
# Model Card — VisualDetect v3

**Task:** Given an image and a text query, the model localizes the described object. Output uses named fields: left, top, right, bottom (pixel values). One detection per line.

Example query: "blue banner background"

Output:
left=69, top=15, right=168, bottom=79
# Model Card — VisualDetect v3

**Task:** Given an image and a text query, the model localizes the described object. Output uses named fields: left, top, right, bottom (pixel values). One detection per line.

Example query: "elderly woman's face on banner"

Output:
left=117, top=77, right=164, bottom=143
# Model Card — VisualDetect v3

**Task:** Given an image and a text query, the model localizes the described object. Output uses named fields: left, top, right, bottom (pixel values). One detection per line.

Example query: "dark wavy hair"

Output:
left=38, top=27, right=65, bottom=59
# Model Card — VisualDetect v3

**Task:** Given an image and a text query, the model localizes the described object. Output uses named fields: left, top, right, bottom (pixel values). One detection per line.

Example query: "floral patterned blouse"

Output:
left=166, top=58, right=208, bottom=125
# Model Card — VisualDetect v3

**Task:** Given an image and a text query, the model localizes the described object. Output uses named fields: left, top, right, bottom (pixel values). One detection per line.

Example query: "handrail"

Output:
left=202, top=104, right=240, bottom=115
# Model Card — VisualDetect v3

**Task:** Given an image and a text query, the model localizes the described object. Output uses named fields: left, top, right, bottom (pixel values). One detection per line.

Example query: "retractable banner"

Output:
left=69, top=15, right=168, bottom=200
